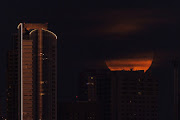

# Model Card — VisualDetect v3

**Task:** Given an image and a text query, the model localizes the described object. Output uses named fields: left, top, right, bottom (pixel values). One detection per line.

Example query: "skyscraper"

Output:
left=7, top=34, right=19, bottom=120
left=79, top=68, right=159, bottom=120
left=7, top=23, right=57, bottom=120
left=79, top=69, right=111, bottom=120
left=111, top=70, right=159, bottom=120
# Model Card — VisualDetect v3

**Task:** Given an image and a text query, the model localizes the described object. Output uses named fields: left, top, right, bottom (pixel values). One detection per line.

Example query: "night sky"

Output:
left=1, top=0, right=180, bottom=119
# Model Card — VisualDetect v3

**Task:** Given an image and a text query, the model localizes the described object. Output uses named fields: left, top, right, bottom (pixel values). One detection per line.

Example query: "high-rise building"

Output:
left=0, top=91, right=7, bottom=120
left=111, top=70, right=159, bottom=120
left=79, top=69, right=111, bottom=120
left=7, top=34, right=19, bottom=120
left=7, top=23, right=57, bottom=120
left=79, top=69, right=159, bottom=120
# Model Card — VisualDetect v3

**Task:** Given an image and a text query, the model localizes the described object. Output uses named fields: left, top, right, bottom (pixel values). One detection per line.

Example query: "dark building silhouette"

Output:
left=79, top=69, right=159, bottom=120
left=79, top=70, right=112, bottom=120
left=173, top=59, right=179, bottom=120
left=7, top=23, right=57, bottom=120
left=7, top=34, right=19, bottom=120
left=111, top=70, right=159, bottom=120
left=59, top=101, right=103, bottom=120
left=0, top=92, right=7, bottom=120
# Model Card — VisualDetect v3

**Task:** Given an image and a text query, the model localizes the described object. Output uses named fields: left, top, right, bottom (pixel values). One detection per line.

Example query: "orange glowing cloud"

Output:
left=106, top=58, right=153, bottom=72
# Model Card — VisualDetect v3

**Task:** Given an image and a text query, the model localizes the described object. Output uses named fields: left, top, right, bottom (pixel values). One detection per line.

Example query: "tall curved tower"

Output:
left=7, top=23, right=57, bottom=120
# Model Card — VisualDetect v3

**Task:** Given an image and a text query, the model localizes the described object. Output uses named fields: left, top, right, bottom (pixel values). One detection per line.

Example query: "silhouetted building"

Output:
left=0, top=92, right=7, bottom=120
left=59, top=101, right=103, bottom=120
left=173, top=59, right=179, bottom=120
left=79, top=69, right=159, bottom=120
left=7, top=23, right=57, bottom=120
left=7, top=34, right=19, bottom=120
left=111, top=70, right=159, bottom=120
left=79, top=70, right=111, bottom=120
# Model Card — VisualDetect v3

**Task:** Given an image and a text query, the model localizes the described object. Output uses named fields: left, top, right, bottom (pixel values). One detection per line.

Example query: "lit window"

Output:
left=138, top=92, right=142, bottom=95
left=40, top=81, right=45, bottom=84
left=40, top=93, right=45, bottom=96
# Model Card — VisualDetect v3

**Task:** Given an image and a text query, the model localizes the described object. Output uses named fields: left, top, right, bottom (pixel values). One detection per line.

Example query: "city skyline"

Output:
left=0, top=0, right=180, bottom=119
left=2, top=18, right=180, bottom=120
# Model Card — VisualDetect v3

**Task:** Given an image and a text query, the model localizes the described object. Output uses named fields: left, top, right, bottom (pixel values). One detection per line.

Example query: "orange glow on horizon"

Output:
left=106, top=58, right=153, bottom=72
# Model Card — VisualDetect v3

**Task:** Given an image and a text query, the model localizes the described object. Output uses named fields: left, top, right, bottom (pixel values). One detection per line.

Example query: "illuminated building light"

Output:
left=138, top=92, right=142, bottom=95
left=42, top=58, right=48, bottom=60
left=29, top=29, right=37, bottom=35
left=42, top=29, right=57, bottom=39
left=40, top=81, right=45, bottom=84
left=86, top=82, right=94, bottom=85
left=20, top=23, right=23, bottom=120
left=90, top=77, right=94, bottom=80
left=40, top=93, right=45, bottom=96
left=17, top=23, right=22, bottom=29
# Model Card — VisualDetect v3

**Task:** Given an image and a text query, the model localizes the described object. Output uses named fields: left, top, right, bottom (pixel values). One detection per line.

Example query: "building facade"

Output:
left=79, top=69, right=159, bottom=120
left=7, top=34, right=19, bottom=120
left=7, top=23, right=57, bottom=120
left=111, top=70, right=159, bottom=120
left=79, top=70, right=111, bottom=120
